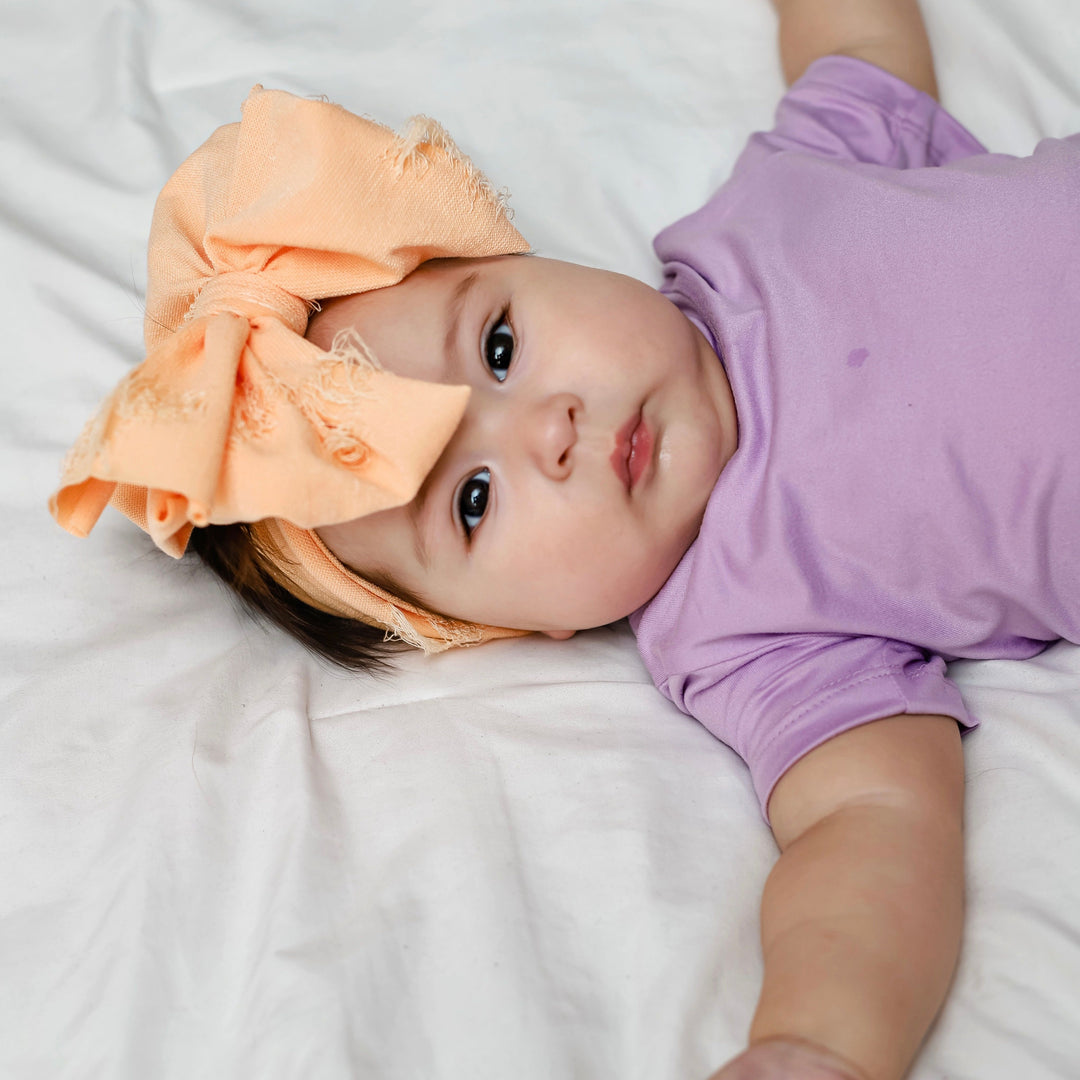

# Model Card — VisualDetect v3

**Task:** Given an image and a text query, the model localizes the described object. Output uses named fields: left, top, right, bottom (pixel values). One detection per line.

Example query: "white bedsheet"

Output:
left=2, top=1, right=1079, bottom=1077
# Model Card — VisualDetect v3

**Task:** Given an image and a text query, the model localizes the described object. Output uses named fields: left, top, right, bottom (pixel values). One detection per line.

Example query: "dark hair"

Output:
left=187, top=521, right=409, bottom=674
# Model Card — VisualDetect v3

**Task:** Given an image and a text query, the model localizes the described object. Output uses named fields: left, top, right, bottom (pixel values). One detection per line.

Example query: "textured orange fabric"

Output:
left=50, top=86, right=531, bottom=652
left=250, top=519, right=528, bottom=651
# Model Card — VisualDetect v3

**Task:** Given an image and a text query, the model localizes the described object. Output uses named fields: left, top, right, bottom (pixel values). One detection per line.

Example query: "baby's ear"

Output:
left=542, top=629, right=576, bottom=641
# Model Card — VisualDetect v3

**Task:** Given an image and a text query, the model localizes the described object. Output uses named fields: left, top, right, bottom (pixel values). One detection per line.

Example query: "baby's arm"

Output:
left=771, top=0, right=938, bottom=100
left=713, top=713, right=965, bottom=1080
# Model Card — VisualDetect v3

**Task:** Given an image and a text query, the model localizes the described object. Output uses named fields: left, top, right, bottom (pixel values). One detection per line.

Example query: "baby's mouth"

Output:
left=611, top=408, right=653, bottom=492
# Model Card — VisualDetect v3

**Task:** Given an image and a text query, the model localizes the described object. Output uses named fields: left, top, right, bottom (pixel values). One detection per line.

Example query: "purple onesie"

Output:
left=630, top=56, right=1080, bottom=820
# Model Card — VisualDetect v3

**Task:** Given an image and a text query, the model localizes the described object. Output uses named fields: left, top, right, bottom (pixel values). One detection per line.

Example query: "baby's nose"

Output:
left=522, top=392, right=581, bottom=479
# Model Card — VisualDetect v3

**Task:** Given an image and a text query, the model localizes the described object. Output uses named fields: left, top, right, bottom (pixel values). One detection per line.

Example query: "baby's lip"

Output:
left=610, top=408, right=652, bottom=492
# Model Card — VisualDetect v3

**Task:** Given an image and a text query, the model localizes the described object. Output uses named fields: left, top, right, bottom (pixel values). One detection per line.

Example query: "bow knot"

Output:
left=189, top=270, right=309, bottom=335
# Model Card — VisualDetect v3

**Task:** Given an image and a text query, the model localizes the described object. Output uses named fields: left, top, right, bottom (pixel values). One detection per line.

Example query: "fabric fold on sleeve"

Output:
left=733, top=54, right=987, bottom=176
left=663, top=633, right=977, bottom=823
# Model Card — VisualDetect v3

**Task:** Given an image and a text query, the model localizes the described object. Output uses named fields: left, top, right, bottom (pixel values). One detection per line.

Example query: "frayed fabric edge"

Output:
left=389, top=115, right=514, bottom=219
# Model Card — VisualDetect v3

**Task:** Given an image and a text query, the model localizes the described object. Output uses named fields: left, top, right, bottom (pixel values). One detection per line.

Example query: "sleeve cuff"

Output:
left=754, top=658, right=977, bottom=824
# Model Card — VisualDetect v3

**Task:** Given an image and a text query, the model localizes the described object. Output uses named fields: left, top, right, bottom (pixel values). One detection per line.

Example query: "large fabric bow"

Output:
left=50, top=86, right=529, bottom=559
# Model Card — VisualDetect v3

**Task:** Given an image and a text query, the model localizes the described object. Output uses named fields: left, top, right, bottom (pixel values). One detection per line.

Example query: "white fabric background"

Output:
left=2, top=1, right=1078, bottom=1077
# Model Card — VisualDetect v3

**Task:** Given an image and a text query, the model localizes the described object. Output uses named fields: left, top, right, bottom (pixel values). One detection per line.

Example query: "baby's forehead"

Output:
left=304, top=255, right=495, bottom=354
left=305, top=295, right=359, bottom=352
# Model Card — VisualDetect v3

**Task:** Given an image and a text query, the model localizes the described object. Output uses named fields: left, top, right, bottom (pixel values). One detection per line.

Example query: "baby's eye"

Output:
left=484, top=312, right=514, bottom=382
left=457, top=468, right=491, bottom=537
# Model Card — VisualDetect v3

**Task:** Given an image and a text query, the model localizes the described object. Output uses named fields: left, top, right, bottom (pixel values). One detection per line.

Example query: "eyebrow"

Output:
left=407, top=478, right=433, bottom=571
left=403, top=267, right=482, bottom=572
left=443, top=269, right=480, bottom=383
left=364, top=565, right=433, bottom=614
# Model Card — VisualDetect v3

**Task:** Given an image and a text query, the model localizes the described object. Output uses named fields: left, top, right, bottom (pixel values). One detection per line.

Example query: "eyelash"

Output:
left=455, top=308, right=515, bottom=539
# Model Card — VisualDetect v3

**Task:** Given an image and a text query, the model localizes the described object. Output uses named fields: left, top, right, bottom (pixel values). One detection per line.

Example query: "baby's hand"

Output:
left=707, top=1037, right=869, bottom=1080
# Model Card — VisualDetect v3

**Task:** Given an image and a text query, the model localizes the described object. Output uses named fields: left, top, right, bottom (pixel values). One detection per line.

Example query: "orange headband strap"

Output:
left=249, top=519, right=527, bottom=653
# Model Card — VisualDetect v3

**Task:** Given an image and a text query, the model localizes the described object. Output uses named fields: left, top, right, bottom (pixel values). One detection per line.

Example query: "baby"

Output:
left=50, top=0, right=1080, bottom=1078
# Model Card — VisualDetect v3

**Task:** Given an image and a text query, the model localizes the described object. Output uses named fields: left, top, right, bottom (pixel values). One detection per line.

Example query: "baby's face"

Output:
left=309, top=255, right=738, bottom=635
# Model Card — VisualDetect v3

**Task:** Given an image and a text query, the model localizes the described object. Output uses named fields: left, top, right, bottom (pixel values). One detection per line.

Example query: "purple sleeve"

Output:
left=664, top=633, right=977, bottom=823
left=732, top=54, right=986, bottom=178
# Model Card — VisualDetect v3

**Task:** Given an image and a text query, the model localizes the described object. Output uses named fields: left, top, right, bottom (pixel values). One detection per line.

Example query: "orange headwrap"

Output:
left=49, top=86, right=531, bottom=652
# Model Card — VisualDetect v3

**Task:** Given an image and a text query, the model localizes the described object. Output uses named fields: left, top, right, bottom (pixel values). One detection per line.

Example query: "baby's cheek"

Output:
left=492, top=504, right=664, bottom=628
left=558, top=531, right=672, bottom=625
